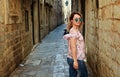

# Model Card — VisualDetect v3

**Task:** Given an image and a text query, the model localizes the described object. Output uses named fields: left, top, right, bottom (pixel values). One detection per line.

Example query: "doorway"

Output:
left=81, top=0, right=85, bottom=39
left=31, top=2, right=35, bottom=45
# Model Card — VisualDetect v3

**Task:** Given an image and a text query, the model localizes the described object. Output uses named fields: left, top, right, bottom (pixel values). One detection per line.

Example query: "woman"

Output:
left=63, top=12, right=88, bottom=77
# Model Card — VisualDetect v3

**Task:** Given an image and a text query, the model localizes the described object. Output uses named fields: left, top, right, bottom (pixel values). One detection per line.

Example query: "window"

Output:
left=96, top=0, right=99, bottom=9
left=25, top=10, right=29, bottom=32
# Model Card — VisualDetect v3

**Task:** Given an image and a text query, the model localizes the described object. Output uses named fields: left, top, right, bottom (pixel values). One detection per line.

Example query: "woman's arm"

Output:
left=70, top=37, right=78, bottom=70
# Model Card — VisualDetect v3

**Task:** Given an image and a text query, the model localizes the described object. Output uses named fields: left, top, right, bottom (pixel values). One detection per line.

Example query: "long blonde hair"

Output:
left=67, top=12, right=84, bottom=32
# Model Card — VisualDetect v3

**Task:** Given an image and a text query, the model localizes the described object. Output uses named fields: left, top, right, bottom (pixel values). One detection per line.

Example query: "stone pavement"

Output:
left=10, top=24, right=93, bottom=77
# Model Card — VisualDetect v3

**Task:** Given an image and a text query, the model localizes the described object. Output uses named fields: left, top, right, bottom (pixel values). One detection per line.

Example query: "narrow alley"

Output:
left=0, top=0, right=120, bottom=77
left=9, top=24, right=92, bottom=77
left=9, top=24, right=69, bottom=77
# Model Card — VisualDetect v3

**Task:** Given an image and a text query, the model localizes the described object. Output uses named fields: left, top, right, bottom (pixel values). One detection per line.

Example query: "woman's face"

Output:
left=72, top=14, right=82, bottom=26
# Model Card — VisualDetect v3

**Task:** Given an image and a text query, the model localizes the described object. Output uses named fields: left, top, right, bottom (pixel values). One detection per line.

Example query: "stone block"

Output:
left=117, top=63, right=120, bottom=77
left=0, top=71, right=5, bottom=77
left=99, top=20, right=113, bottom=31
left=0, top=44, right=4, bottom=53
left=0, top=35, right=5, bottom=43
left=100, top=5, right=113, bottom=19
left=99, top=0, right=113, bottom=8
left=116, top=51, right=120, bottom=64
left=0, top=0, right=5, bottom=24
left=0, top=16, right=4, bottom=23
left=114, top=4, right=120, bottom=19
left=113, top=20, right=120, bottom=33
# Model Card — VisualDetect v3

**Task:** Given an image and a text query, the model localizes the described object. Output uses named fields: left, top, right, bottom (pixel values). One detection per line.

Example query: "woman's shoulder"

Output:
left=69, top=28, right=77, bottom=34
left=69, top=28, right=79, bottom=38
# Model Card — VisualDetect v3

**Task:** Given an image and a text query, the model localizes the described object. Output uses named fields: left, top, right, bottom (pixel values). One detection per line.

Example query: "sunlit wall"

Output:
left=62, top=0, right=71, bottom=24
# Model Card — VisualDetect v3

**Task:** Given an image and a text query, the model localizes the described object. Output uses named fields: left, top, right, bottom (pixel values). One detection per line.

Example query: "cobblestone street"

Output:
left=10, top=24, right=92, bottom=77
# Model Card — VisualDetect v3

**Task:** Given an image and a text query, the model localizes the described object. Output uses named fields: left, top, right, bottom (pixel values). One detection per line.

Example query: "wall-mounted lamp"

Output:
left=65, top=0, right=68, bottom=6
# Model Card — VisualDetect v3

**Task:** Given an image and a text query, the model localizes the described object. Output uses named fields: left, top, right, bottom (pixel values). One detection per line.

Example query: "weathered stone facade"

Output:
left=0, top=1, right=33, bottom=77
left=0, top=0, right=63, bottom=77
left=71, top=0, right=120, bottom=77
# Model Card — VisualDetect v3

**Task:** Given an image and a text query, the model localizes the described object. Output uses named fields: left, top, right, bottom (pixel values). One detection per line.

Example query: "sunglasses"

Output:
left=74, top=18, right=83, bottom=22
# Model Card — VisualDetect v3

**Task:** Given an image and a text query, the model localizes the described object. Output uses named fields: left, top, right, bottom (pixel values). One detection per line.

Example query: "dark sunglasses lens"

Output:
left=79, top=18, right=83, bottom=22
left=75, top=18, right=78, bottom=22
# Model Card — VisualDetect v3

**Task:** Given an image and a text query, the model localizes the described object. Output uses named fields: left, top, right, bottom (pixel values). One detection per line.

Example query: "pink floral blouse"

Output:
left=63, top=29, right=86, bottom=60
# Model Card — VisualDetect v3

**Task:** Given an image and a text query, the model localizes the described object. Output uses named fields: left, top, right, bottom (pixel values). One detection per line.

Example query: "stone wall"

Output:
left=85, top=0, right=99, bottom=76
left=0, top=0, right=5, bottom=75
left=98, top=0, right=120, bottom=77
left=0, top=0, right=33, bottom=77
left=71, top=0, right=120, bottom=77
left=85, top=0, right=120, bottom=77
left=0, top=0, right=63, bottom=77
left=40, top=0, right=63, bottom=39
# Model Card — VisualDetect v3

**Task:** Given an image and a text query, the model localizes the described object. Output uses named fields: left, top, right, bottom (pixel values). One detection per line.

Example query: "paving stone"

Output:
left=25, top=59, right=42, bottom=66
left=53, top=73, right=65, bottom=77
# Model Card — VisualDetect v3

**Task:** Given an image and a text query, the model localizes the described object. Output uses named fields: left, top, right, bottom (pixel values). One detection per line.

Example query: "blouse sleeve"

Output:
left=63, top=33, right=78, bottom=40
left=63, top=34, right=71, bottom=40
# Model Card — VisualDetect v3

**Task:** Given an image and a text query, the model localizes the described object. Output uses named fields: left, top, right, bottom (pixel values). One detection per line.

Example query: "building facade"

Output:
left=0, top=0, right=63, bottom=77
left=62, top=0, right=71, bottom=24
left=71, top=0, right=120, bottom=77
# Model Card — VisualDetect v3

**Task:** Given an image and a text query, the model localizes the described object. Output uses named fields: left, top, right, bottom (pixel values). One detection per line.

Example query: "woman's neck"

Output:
left=72, top=25, right=79, bottom=30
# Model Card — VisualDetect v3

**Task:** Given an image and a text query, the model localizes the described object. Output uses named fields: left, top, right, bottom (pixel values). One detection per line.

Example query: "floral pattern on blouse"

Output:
left=63, top=29, right=86, bottom=60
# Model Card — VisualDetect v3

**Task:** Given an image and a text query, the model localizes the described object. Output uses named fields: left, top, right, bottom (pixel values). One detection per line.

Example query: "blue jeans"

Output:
left=67, top=58, right=88, bottom=77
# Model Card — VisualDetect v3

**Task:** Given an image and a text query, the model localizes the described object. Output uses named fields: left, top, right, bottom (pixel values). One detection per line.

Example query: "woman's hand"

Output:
left=73, top=61, right=78, bottom=70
